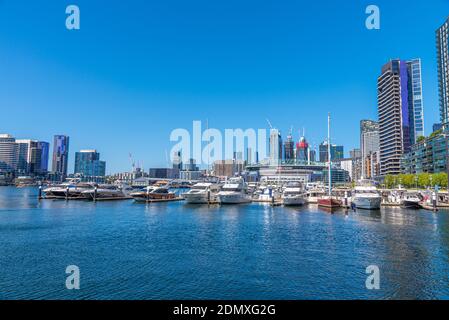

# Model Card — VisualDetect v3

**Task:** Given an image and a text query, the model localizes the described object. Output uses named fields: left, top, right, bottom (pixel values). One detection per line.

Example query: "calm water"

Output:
left=1, top=186, right=449, bottom=300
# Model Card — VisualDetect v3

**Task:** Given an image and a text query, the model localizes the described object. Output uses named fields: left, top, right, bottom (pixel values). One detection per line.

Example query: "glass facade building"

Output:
left=437, top=17, right=449, bottom=124
left=52, top=135, right=69, bottom=179
left=378, top=59, right=424, bottom=176
left=401, top=130, right=448, bottom=174
left=74, top=150, right=106, bottom=177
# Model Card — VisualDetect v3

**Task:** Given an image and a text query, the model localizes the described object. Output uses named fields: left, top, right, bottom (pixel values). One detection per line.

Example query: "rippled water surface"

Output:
left=1, top=186, right=449, bottom=300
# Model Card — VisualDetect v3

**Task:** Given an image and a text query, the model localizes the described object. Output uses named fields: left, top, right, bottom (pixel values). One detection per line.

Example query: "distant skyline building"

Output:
left=0, top=134, right=18, bottom=172
left=296, top=135, right=309, bottom=163
left=74, top=149, right=106, bottom=177
left=319, top=142, right=344, bottom=163
left=284, top=133, right=295, bottom=161
left=437, top=17, right=449, bottom=124
left=360, top=120, right=380, bottom=178
left=269, top=129, right=282, bottom=164
left=377, top=59, right=424, bottom=176
left=52, top=135, right=69, bottom=179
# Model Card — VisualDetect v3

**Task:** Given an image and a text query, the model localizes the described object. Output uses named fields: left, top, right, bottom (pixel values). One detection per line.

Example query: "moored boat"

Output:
left=218, top=177, right=252, bottom=204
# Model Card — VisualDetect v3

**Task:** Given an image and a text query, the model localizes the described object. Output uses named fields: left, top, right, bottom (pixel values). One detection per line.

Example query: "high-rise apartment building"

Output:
left=0, top=134, right=18, bottom=172
left=377, top=59, right=424, bottom=176
left=437, top=17, right=449, bottom=124
left=269, top=129, right=282, bottom=164
left=360, top=120, right=380, bottom=177
left=52, top=135, right=70, bottom=179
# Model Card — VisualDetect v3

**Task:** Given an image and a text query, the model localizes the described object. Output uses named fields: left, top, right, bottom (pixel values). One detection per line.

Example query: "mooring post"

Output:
left=38, top=185, right=42, bottom=200
left=94, top=186, right=97, bottom=202
left=65, top=186, right=69, bottom=201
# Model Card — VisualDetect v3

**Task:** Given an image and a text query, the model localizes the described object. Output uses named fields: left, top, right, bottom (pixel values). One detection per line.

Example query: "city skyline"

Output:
left=1, top=1, right=448, bottom=173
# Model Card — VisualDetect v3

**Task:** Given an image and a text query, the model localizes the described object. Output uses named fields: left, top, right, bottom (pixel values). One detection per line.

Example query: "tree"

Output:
left=418, top=173, right=430, bottom=188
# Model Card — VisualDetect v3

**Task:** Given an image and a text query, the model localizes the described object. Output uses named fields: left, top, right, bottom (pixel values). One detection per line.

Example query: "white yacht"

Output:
left=282, top=182, right=306, bottom=206
left=218, top=177, right=252, bottom=204
left=255, top=185, right=280, bottom=202
left=401, top=192, right=422, bottom=209
left=43, top=179, right=94, bottom=199
left=183, top=182, right=221, bottom=204
left=352, top=180, right=382, bottom=210
left=81, top=184, right=133, bottom=200
left=305, top=188, right=326, bottom=204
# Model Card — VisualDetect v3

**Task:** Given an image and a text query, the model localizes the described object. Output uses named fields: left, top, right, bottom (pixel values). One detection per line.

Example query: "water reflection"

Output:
left=1, top=187, right=449, bottom=299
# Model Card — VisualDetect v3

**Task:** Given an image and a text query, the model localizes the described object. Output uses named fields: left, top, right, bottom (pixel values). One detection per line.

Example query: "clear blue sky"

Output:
left=1, top=0, right=448, bottom=173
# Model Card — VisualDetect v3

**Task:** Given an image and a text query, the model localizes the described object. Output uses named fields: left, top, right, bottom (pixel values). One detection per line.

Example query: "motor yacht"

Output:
left=217, top=177, right=252, bottom=204
left=282, top=182, right=306, bottom=206
left=131, top=186, right=176, bottom=202
left=401, top=192, right=422, bottom=209
left=183, top=182, right=221, bottom=204
left=352, top=180, right=382, bottom=210
left=81, top=184, right=133, bottom=200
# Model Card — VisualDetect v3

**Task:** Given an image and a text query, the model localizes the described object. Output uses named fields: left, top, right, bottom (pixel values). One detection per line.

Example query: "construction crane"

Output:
left=266, top=119, right=273, bottom=130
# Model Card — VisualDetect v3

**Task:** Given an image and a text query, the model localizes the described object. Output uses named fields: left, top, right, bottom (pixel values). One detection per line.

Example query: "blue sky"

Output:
left=1, top=0, right=448, bottom=173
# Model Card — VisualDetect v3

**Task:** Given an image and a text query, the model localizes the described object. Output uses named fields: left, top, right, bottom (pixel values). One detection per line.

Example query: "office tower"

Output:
left=433, top=123, right=443, bottom=133
left=309, top=149, right=316, bottom=163
left=16, top=139, right=36, bottom=174
left=407, top=59, right=425, bottom=142
left=284, top=134, right=295, bottom=161
left=52, top=135, right=69, bottom=179
left=36, top=141, right=49, bottom=174
left=437, top=17, right=449, bottom=124
left=269, top=129, right=282, bottom=164
left=172, top=150, right=183, bottom=170
left=0, top=134, right=18, bottom=172
left=360, top=120, right=379, bottom=177
left=183, top=158, right=199, bottom=171
left=296, top=136, right=309, bottom=162
left=319, top=141, right=344, bottom=162
left=233, top=151, right=243, bottom=161
left=246, top=147, right=253, bottom=165
left=74, top=150, right=106, bottom=177
left=350, top=148, right=362, bottom=159
left=378, top=59, right=424, bottom=175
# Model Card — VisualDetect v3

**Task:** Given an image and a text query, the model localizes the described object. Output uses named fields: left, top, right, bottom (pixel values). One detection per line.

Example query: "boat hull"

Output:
left=283, top=196, right=305, bottom=206
left=318, top=198, right=342, bottom=209
left=352, top=196, right=382, bottom=210
left=218, top=193, right=251, bottom=204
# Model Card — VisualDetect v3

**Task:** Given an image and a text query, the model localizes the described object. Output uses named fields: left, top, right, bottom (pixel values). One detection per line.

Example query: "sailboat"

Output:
left=318, top=113, right=342, bottom=210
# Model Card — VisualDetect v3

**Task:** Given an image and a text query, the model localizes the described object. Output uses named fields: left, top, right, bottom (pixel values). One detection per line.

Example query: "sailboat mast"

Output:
left=328, top=113, right=332, bottom=196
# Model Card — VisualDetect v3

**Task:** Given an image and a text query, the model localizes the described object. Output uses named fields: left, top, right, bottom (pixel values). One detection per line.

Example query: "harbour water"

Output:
left=1, top=186, right=449, bottom=300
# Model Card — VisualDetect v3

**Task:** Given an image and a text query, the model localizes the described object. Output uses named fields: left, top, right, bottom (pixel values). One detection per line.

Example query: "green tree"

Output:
left=418, top=173, right=430, bottom=188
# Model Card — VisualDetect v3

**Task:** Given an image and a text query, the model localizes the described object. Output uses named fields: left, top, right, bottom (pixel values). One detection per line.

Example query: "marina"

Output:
left=1, top=186, right=449, bottom=300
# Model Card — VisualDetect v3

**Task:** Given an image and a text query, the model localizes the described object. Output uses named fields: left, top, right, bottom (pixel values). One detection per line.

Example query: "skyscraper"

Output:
left=378, top=59, right=423, bottom=176
left=16, top=139, right=36, bottom=174
left=296, top=136, right=309, bottom=162
left=437, top=17, right=449, bottom=124
left=283, top=133, right=295, bottom=161
left=52, top=135, right=69, bottom=179
left=74, top=150, right=106, bottom=177
left=269, top=129, right=282, bottom=164
left=319, top=141, right=344, bottom=163
left=360, top=120, right=379, bottom=177
left=36, top=141, right=49, bottom=174
left=407, top=59, right=425, bottom=142
left=0, top=134, right=18, bottom=172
